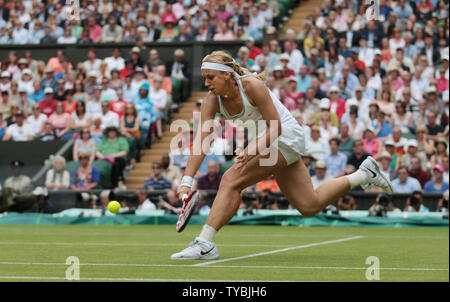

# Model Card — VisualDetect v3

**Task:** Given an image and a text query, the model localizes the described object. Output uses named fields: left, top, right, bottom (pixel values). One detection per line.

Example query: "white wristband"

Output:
left=180, top=176, right=194, bottom=189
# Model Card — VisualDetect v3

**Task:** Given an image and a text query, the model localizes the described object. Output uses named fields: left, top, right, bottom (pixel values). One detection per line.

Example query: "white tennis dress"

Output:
left=217, top=74, right=308, bottom=165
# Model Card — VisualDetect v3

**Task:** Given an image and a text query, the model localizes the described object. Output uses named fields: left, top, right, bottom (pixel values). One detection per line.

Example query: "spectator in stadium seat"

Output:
left=386, top=127, right=408, bottom=157
left=39, top=87, right=58, bottom=118
left=307, top=125, right=330, bottom=161
left=401, top=139, right=428, bottom=171
left=45, top=155, right=70, bottom=191
left=0, top=112, right=6, bottom=140
left=96, top=126, right=129, bottom=188
left=73, top=128, right=96, bottom=164
left=101, top=16, right=123, bottom=43
left=404, top=191, right=429, bottom=213
left=324, top=138, right=347, bottom=177
left=424, top=165, right=450, bottom=194
left=135, top=83, right=156, bottom=146
left=144, top=162, right=172, bottom=191
left=99, top=101, right=120, bottom=130
left=337, top=194, right=357, bottom=211
left=145, top=49, right=164, bottom=74
left=49, top=102, right=71, bottom=139
left=70, top=151, right=100, bottom=191
left=3, top=160, right=32, bottom=192
left=376, top=151, right=398, bottom=181
left=254, top=41, right=280, bottom=70
left=34, top=121, right=58, bottom=141
left=425, top=111, right=445, bottom=140
left=119, top=103, right=140, bottom=166
left=362, top=126, right=382, bottom=158
left=347, top=139, right=370, bottom=170
left=136, top=188, right=156, bottom=210
left=408, top=156, right=431, bottom=190
left=196, top=161, right=222, bottom=191
left=40, top=66, right=57, bottom=92
left=392, top=166, right=422, bottom=194
left=311, top=160, right=333, bottom=190
left=2, top=110, right=33, bottom=141
left=86, top=85, right=103, bottom=119
left=69, top=102, right=91, bottom=135
left=160, top=153, right=181, bottom=187
left=337, top=123, right=354, bottom=158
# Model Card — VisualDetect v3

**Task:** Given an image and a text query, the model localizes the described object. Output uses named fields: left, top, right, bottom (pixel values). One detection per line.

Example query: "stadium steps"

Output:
left=124, top=91, right=208, bottom=190
left=279, top=0, right=317, bottom=39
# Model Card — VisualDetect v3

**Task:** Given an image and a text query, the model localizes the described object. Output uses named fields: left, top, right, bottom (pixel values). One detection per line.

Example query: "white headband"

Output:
left=201, top=62, right=235, bottom=73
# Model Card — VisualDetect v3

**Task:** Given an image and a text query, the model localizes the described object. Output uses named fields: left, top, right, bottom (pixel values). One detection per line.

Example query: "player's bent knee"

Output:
left=291, top=196, right=320, bottom=217
left=219, top=170, right=241, bottom=191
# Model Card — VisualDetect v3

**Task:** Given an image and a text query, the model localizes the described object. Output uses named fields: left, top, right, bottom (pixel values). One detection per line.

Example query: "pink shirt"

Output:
left=390, top=77, right=404, bottom=91
left=363, top=138, right=380, bottom=157
left=49, top=112, right=70, bottom=129
left=213, top=31, right=235, bottom=41
left=89, top=25, right=103, bottom=42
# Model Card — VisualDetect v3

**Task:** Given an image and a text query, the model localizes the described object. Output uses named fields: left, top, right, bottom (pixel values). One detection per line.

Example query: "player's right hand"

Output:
left=177, top=186, right=191, bottom=201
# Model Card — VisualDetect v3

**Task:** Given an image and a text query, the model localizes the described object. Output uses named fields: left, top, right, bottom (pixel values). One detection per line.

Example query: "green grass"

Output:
left=0, top=225, right=448, bottom=282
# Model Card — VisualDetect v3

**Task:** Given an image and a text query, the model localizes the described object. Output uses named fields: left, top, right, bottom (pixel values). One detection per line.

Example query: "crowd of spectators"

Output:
left=0, top=0, right=448, bottom=213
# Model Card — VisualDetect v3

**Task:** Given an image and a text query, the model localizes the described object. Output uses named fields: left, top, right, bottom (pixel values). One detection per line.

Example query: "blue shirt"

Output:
left=324, top=152, right=347, bottom=177
left=144, top=176, right=172, bottom=190
left=424, top=181, right=449, bottom=193
left=374, top=122, right=393, bottom=138
left=71, top=166, right=100, bottom=188
left=296, top=75, right=312, bottom=93
left=392, top=177, right=422, bottom=193
left=28, top=90, right=45, bottom=103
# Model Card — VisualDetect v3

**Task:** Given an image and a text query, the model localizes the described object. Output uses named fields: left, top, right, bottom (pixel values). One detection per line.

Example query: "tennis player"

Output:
left=171, top=51, right=393, bottom=260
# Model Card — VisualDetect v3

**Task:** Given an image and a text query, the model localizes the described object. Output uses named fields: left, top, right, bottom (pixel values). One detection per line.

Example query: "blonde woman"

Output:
left=171, top=50, right=393, bottom=260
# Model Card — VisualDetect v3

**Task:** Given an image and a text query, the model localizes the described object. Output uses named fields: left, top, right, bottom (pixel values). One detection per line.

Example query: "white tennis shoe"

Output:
left=170, top=237, right=219, bottom=260
left=359, top=156, right=394, bottom=195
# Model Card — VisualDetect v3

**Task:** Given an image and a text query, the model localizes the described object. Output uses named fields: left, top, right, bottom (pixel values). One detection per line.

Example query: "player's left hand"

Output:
left=235, top=148, right=249, bottom=169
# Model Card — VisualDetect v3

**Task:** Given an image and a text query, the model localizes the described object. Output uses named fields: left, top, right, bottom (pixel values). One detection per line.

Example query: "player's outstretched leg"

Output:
left=274, top=156, right=393, bottom=217
left=171, top=150, right=287, bottom=260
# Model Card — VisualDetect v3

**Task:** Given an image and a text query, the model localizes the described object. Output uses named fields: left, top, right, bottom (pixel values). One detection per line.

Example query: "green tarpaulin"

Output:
left=0, top=210, right=447, bottom=227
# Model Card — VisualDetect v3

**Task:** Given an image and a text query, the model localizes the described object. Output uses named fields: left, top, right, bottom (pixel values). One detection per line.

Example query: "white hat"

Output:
left=44, top=87, right=54, bottom=94
left=174, top=48, right=184, bottom=57
left=320, top=98, right=330, bottom=109
left=347, top=99, right=359, bottom=108
left=329, top=85, right=339, bottom=93
left=279, top=53, right=290, bottom=61
left=88, top=70, right=98, bottom=77
left=1, top=71, right=11, bottom=78
left=273, top=65, right=283, bottom=71
left=137, top=26, right=148, bottom=33
left=374, top=49, right=382, bottom=55
left=32, top=187, right=48, bottom=197
left=315, top=160, right=326, bottom=169
left=384, top=140, right=395, bottom=146
left=22, top=69, right=32, bottom=75
left=406, top=139, right=418, bottom=148
left=426, top=86, right=437, bottom=94
left=131, top=46, right=141, bottom=53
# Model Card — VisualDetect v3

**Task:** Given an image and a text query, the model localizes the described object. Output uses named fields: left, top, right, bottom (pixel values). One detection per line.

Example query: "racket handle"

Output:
left=182, top=194, right=188, bottom=201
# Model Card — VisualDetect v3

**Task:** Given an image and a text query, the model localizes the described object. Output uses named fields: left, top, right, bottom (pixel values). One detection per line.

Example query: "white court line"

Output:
left=0, top=261, right=447, bottom=271
left=0, top=276, right=296, bottom=282
left=0, top=242, right=302, bottom=248
left=193, top=236, right=364, bottom=267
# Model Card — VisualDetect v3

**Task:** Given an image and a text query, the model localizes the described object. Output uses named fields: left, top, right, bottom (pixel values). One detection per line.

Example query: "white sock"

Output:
left=346, top=170, right=368, bottom=189
left=198, top=224, right=217, bottom=243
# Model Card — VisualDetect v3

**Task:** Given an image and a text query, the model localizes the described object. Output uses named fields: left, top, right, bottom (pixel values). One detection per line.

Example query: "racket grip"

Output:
left=182, top=194, right=188, bottom=201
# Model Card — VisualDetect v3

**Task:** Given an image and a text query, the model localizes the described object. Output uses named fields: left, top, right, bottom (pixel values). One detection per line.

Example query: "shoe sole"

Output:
left=367, top=156, right=394, bottom=195
left=176, top=191, right=200, bottom=232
